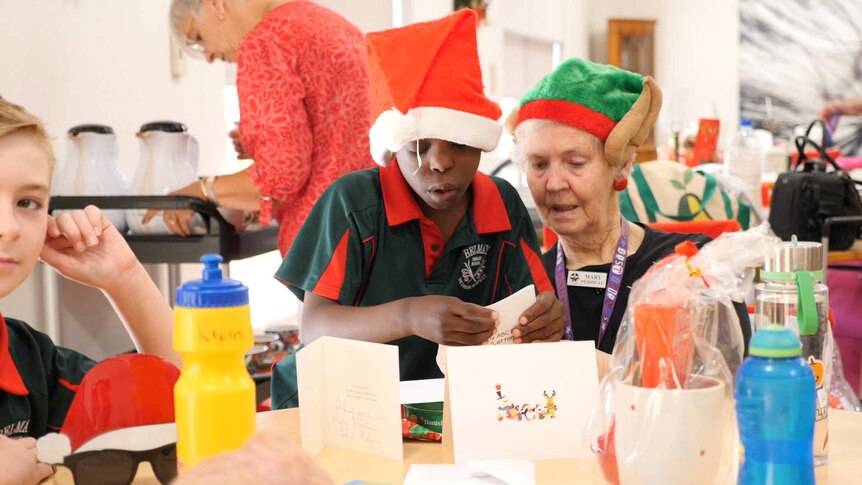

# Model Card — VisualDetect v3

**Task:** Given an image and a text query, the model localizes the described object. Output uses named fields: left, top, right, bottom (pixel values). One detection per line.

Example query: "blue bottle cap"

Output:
left=175, top=254, right=249, bottom=308
left=740, top=119, right=753, bottom=127
left=749, top=325, right=802, bottom=358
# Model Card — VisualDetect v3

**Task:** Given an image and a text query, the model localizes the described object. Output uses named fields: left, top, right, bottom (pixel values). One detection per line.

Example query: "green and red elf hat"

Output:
left=506, top=59, right=662, bottom=167
left=366, top=9, right=502, bottom=166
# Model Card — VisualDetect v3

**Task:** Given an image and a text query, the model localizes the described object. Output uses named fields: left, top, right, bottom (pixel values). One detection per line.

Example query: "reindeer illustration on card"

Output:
left=494, top=384, right=558, bottom=422
left=445, top=341, right=598, bottom=463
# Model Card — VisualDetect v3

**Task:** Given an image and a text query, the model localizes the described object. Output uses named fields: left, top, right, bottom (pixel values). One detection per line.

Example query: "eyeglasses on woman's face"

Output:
left=182, top=26, right=207, bottom=57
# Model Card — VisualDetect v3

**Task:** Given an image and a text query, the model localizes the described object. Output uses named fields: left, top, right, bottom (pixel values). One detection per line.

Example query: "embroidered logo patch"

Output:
left=459, top=243, right=490, bottom=289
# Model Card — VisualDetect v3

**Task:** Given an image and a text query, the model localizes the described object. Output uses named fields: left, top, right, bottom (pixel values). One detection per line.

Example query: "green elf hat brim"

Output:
left=506, top=59, right=662, bottom=167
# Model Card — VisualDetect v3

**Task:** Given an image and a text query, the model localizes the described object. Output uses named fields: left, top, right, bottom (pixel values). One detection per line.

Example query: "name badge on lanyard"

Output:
left=567, top=271, right=607, bottom=288
left=555, top=218, right=630, bottom=344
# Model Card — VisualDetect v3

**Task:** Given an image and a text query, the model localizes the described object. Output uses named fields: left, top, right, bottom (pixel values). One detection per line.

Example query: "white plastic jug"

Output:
left=126, top=121, right=206, bottom=235
left=54, top=125, right=128, bottom=232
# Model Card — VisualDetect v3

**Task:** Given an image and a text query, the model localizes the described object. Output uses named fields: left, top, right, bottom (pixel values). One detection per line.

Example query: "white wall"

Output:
left=0, top=0, right=226, bottom=181
left=315, top=0, right=392, bottom=32
left=402, top=0, right=451, bottom=25
left=497, top=0, right=567, bottom=43
left=492, top=0, right=590, bottom=60
left=588, top=0, right=740, bottom=148
left=563, top=0, right=590, bottom=60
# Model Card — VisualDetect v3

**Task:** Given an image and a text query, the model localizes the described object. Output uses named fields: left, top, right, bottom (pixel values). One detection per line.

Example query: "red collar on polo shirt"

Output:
left=380, top=160, right=512, bottom=234
left=0, top=313, right=29, bottom=396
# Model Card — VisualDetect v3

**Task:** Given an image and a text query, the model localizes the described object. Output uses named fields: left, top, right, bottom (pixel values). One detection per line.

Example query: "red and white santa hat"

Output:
left=37, top=354, right=180, bottom=464
left=366, top=9, right=503, bottom=166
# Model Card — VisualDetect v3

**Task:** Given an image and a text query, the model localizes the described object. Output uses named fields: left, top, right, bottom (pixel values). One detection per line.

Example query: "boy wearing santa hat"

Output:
left=271, top=9, right=563, bottom=409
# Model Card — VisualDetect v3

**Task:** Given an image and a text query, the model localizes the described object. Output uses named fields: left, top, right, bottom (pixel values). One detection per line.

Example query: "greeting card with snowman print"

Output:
left=445, top=341, right=598, bottom=463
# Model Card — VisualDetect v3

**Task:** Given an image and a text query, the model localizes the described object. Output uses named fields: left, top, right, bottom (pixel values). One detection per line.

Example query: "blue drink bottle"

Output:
left=736, top=325, right=816, bottom=485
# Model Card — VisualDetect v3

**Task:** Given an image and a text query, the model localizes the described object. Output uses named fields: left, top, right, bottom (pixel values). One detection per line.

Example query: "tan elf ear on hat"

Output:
left=605, top=76, right=662, bottom=166
left=365, top=9, right=503, bottom=166
left=509, top=58, right=663, bottom=167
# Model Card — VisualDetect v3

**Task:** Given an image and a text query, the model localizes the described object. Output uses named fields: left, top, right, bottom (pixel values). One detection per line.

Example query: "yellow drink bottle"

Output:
left=173, top=254, right=255, bottom=471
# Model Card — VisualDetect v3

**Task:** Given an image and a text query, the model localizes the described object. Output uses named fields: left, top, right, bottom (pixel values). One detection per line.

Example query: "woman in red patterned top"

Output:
left=156, top=0, right=372, bottom=255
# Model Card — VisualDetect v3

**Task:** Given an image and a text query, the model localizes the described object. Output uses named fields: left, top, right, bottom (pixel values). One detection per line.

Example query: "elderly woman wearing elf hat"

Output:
left=509, top=60, right=751, bottom=363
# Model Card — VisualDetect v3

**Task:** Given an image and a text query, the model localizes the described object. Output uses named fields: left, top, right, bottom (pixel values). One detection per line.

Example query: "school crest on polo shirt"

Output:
left=459, top=243, right=490, bottom=289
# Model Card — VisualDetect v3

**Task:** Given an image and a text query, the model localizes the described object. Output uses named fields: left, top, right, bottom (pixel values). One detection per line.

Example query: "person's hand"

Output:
left=172, top=430, right=334, bottom=485
left=41, top=206, right=140, bottom=294
left=511, top=291, right=565, bottom=343
left=819, top=98, right=862, bottom=121
left=408, top=295, right=498, bottom=346
left=819, top=100, right=845, bottom=122
left=229, top=124, right=250, bottom=159
left=0, top=435, right=54, bottom=485
left=141, top=182, right=201, bottom=236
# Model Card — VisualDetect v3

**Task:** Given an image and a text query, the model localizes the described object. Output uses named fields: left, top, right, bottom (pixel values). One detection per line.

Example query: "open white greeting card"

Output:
left=437, top=285, right=537, bottom=374
left=486, top=284, right=535, bottom=345
left=297, top=336, right=403, bottom=461
left=445, top=340, right=599, bottom=463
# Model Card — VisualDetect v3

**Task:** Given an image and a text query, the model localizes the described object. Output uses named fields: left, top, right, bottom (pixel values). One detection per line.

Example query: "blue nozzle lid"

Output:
left=175, top=254, right=249, bottom=308
left=749, top=325, right=802, bottom=358
left=740, top=119, right=753, bottom=127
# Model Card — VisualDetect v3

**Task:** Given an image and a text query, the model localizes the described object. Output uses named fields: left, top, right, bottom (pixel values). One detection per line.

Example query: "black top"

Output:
left=542, top=224, right=750, bottom=355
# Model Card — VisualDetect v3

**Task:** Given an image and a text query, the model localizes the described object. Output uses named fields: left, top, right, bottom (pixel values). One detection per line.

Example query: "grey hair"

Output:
left=169, top=0, right=202, bottom=42
left=511, top=119, right=558, bottom=167
left=511, top=119, right=609, bottom=168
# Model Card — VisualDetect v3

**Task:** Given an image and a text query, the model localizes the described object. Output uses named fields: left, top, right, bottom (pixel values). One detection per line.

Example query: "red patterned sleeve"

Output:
left=238, top=36, right=313, bottom=222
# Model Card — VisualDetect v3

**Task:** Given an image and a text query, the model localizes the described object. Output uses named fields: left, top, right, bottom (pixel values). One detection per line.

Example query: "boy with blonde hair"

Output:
left=0, top=97, right=177, bottom=484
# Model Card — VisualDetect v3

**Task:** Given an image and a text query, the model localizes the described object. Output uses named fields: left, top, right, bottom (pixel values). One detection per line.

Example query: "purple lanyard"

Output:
left=555, top=219, right=630, bottom=347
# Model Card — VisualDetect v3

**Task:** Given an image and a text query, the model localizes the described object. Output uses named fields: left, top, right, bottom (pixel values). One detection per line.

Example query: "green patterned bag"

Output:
left=619, top=160, right=752, bottom=229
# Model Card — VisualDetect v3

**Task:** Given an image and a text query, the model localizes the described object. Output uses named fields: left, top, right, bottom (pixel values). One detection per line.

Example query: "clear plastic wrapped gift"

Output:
left=584, top=225, right=781, bottom=485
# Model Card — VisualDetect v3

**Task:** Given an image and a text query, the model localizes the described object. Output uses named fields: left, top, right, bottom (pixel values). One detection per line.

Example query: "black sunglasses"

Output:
left=59, top=442, right=177, bottom=485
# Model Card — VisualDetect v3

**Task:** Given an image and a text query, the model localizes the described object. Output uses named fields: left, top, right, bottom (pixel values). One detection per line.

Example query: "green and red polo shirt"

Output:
left=271, top=161, right=551, bottom=409
left=0, top=314, right=94, bottom=438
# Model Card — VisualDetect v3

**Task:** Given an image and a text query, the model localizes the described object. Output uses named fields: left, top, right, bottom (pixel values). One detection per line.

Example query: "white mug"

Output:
left=613, top=376, right=733, bottom=485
